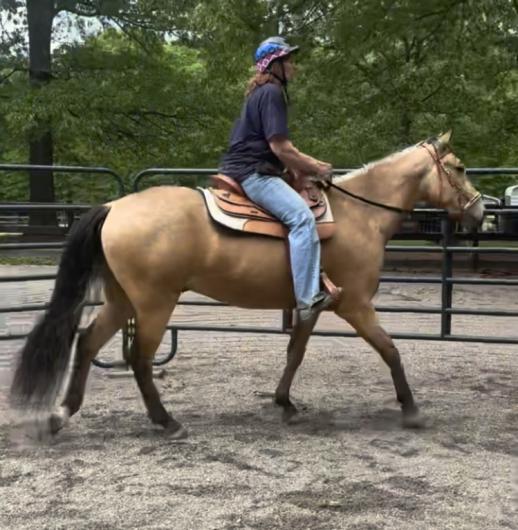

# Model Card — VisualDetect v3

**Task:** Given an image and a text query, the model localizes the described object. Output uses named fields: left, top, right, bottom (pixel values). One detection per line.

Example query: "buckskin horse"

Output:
left=10, top=132, right=484, bottom=438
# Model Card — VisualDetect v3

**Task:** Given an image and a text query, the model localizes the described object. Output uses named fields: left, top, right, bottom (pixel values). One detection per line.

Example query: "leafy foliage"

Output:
left=1, top=0, right=517, bottom=202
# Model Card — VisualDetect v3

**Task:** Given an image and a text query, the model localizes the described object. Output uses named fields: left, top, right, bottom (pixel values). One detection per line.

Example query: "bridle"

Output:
left=420, top=142, right=481, bottom=217
left=327, top=142, right=481, bottom=217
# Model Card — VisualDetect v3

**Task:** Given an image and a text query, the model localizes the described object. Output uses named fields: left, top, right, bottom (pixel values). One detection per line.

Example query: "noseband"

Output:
left=421, top=143, right=482, bottom=217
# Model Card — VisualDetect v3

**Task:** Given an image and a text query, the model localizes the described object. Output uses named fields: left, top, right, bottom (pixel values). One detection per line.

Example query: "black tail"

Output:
left=10, top=205, right=110, bottom=408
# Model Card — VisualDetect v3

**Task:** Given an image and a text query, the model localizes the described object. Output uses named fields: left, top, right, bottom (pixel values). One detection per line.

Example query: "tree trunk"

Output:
left=400, top=109, right=412, bottom=146
left=27, top=0, right=56, bottom=227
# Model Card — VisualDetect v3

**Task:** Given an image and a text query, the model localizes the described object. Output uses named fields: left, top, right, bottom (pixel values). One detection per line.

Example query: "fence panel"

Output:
left=0, top=166, right=517, bottom=371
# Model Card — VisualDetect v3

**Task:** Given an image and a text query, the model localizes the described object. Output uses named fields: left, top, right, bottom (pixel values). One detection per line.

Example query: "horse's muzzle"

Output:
left=461, top=195, right=485, bottom=231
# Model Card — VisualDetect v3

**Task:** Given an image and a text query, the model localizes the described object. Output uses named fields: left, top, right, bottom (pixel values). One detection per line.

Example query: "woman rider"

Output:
left=219, top=36, right=337, bottom=322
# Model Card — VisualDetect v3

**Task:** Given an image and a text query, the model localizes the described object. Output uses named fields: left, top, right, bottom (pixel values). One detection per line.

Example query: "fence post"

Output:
left=440, top=217, right=453, bottom=338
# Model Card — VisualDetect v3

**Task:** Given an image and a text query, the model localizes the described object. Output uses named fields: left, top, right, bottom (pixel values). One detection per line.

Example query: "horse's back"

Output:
left=105, top=185, right=205, bottom=225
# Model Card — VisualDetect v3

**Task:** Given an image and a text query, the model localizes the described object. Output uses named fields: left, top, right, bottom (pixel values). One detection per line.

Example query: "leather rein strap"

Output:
left=326, top=181, right=413, bottom=215
left=327, top=143, right=480, bottom=216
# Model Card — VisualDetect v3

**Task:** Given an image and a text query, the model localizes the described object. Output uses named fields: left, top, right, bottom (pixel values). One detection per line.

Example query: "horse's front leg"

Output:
left=339, top=303, right=424, bottom=428
left=275, top=315, right=316, bottom=422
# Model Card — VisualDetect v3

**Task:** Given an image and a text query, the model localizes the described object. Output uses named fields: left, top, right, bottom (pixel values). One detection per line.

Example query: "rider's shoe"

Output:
left=297, top=290, right=340, bottom=322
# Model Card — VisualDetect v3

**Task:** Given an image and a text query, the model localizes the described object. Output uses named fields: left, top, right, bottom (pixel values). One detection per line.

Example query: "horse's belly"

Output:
left=189, top=257, right=296, bottom=309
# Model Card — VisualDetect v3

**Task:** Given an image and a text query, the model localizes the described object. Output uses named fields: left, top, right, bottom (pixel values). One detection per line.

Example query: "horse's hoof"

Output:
left=48, top=406, right=70, bottom=435
left=402, top=410, right=425, bottom=429
left=282, top=405, right=298, bottom=424
left=164, top=423, right=188, bottom=440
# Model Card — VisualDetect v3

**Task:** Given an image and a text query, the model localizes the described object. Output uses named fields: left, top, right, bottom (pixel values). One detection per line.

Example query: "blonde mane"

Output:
left=334, top=144, right=419, bottom=184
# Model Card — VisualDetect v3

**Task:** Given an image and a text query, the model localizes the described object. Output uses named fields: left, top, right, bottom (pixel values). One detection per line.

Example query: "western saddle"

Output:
left=200, top=173, right=335, bottom=240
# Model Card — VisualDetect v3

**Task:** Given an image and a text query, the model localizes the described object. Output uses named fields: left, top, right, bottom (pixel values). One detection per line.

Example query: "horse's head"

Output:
left=419, top=131, right=484, bottom=230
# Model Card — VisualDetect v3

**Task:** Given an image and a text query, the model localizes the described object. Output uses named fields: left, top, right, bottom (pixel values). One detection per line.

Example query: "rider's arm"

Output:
left=269, top=136, right=331, bottom=178
left=259, top=85, right=332, bottom=178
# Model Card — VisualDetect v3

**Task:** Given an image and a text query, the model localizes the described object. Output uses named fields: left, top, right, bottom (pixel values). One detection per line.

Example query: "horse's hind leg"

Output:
left=339, top=304, right=424, bottom=428
left=129, top=295, right=186, bottom=438
left=275, top=318, right=316, bottom=422
left=50, top=280, right=133, bottom=433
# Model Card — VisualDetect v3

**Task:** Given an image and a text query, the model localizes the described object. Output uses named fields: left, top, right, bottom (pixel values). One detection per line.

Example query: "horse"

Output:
left=10, top=131, right=484, bottom=438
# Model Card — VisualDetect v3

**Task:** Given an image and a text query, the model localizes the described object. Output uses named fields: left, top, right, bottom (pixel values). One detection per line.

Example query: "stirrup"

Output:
left=297, top=292, right=335, bottom=322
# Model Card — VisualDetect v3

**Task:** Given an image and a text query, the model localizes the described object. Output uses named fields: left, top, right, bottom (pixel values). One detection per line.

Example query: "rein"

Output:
left=327, top=181, right=413, bottom=215
left=327, top=143, right=481, bottom=217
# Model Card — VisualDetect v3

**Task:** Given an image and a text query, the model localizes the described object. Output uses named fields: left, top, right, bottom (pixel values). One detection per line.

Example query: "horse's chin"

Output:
left=461, top=198, right=485, bottom=231
left=448, top=198, right=484, bottom=231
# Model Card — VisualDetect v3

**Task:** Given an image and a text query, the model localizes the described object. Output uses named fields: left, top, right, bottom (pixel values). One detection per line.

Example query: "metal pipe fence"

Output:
left=0, top=164, right=125, bottom=197
left=0, top=166, right=517, bottom=369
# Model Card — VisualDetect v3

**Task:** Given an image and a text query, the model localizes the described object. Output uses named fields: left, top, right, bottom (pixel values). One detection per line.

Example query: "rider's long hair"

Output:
left=245, top=72, right=276, bottom=97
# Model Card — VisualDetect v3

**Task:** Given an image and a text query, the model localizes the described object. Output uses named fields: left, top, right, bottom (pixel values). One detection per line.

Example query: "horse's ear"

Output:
left=438, top=130, right=453, bottom=146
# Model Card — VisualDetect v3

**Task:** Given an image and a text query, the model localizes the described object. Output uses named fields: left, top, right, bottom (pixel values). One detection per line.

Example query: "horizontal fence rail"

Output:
left=0, top=164, right=125, bottom=241
left=0, top=166, right=517, bottom=369
left=0, top=164, right=125, bottom=197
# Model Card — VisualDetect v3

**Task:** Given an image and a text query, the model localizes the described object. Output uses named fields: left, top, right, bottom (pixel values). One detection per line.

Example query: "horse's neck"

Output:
left=333, top=147, right=429, bottom=239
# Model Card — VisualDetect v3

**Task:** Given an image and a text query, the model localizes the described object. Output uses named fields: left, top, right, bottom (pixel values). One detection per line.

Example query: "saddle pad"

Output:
left=198, top=187, right=336, bottom=240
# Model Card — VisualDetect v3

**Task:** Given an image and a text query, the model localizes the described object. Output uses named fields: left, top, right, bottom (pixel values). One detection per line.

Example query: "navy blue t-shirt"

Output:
left=219, top=83, right=289, bottom=182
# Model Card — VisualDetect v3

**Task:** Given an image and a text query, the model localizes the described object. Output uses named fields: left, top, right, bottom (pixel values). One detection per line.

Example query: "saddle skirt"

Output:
left=199, top=174, right=336, bottom=240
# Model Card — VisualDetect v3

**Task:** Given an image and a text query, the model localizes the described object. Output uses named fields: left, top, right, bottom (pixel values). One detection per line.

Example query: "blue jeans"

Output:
left=241, top=172, right=321, bottom=308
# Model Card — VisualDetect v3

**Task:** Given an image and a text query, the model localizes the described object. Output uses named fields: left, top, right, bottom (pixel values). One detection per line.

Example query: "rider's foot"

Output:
left=297, top=291, right=338, bottom=322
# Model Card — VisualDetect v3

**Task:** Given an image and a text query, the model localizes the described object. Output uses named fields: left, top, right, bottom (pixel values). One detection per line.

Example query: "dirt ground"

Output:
left=0, top=266, right=517, bottom=530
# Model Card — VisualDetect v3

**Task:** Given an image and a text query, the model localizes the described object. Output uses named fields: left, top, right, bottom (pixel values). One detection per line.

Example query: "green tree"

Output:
left=1, top=0, right=517, bottom=204
left=290, top=0, right=518, bottom=195
left=0, top=0, right=197, bottom=212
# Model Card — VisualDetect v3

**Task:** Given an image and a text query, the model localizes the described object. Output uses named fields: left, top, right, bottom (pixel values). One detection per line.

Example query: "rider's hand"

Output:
left=287, top=168, right=304, bottom=180
left=316, top=162, right=333, bottom=183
